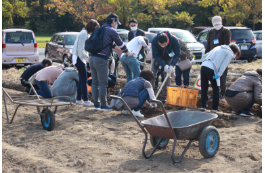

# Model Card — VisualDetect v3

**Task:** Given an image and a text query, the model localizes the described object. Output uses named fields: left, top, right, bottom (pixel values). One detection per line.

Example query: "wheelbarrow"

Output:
left=2, top=82, right=73, bottom=131
left=110, top=95, right=220, bottom=163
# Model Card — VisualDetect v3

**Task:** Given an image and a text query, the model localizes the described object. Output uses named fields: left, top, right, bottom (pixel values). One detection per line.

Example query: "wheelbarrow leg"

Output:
left=142, top=132, right=164, bottom=159
left=3, top=92, right=10, bottom=123
left=10, top=105, right=22, bottom=124
left=171, top=139, right=193, bottom=163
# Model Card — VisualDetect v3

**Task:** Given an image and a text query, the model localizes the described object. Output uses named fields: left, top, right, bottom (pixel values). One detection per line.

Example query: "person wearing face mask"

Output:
left=128, top=19, right=146, bottom=70
left=206, top=16, right=231, bottom=100
left=151, top=31, right=181, bottom=103
left=200, top=43, right=241, bottom=113
left=89, top=13, right=133, bottom=111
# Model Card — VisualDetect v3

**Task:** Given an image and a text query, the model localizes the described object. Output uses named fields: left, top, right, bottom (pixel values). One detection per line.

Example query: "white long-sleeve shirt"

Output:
left=72, top=29, right=89, bottom=65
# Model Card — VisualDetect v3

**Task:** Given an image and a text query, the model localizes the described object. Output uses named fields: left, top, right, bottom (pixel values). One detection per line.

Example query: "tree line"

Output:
left=2, top=0, right=262, bottom=34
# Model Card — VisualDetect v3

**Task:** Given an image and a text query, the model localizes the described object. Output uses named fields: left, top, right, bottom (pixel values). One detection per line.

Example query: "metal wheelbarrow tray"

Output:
left=2, top=82, right=73, bottom=131
left=110, top=95, right=220, bottom=163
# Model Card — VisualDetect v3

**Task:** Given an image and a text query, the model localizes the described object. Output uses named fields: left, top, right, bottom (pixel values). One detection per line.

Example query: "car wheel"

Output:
left=248, top=57, right=253, bottom=62
left=63, top=55, right=70, bottom=64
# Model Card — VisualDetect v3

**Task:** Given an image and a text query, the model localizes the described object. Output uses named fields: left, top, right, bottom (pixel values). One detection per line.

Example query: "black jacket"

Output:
left=128, top=29, right=146, bottom=62
left=20, top=62, right=46, bottom=81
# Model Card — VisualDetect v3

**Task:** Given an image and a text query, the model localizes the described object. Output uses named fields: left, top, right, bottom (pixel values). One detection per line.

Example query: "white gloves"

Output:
left=168, top=66, right=174, bottom=73
left=145, top=47, right=151, bottom=52
left=148, top=103, right=157, bottom=109
left=164, top=65, right=169, bottom=72
left=126, top=51, right=134, bottom=57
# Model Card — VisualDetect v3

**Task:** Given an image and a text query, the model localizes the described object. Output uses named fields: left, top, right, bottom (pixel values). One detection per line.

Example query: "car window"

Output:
left=5, top=32, right=34, bottom=43
left=64, top=35, right=77, bottom=45
left=255, top=33, right=262, bottom=40
left=231, top=29, right=254, bottom=40
left=118, top=33, right=128, bottom=42
left=146, top=33, right=156, bottom=43
left=58, top=35, right=64, bottom=43
left=52, top=35, right=58, bottom=42
left=198, top=32, right=208, bottom=41
left=172, top=31, right=197, bottom=43
left=150, top=31, right=159, bottom=34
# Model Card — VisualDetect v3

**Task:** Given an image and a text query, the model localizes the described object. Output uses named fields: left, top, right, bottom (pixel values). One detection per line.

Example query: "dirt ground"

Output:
left=2, top=60, right=262, bottom=172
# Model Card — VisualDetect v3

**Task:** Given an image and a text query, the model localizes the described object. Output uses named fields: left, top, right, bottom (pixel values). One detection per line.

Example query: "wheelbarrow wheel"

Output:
left=199, top=126, right=220, bottom=158
left=40, top=108, right=55, bottom=131
left=150, top=135, right=169, bottom=149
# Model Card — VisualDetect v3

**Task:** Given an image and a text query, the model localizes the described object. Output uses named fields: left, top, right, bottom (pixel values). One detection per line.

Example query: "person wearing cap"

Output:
left=151, top=31, right=180, bottom=103
left=89, top=13, right=133, bottom=111
left=121, top=36, right=150, bottom=83
left=206, top=16, right=231, bottom=100
left=34, top=64, right=64, bottom=98
left=128, top=19, right=147, bottom=70
left=200, top=43, right=241, bottom=113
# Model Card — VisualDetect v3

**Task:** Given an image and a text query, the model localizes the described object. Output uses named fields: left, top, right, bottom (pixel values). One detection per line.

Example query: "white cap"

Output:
left=212, top=16, right=222, bottom=26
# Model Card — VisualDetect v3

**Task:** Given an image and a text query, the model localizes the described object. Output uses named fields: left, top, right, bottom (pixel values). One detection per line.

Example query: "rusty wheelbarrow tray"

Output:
left=2, top=82, right=73, bottom=131
left=110, top=95, right=220, bottom=163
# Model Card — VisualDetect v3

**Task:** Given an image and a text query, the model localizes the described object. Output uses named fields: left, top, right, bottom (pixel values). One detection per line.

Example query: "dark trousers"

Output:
left=75, top=57, right=88, bottom=101
left=220, top=68, right=228, bottom=96
left=131, top=89, right=149, bottom=111
left=155, top=71, right=165, bottom=89
left=201, top=66, right=219, bottom=110
left=21, top=79, right=39, bottom=91
left=175, top=66, right=191, bottom=86
left=241, top=99, right=255, bottom=113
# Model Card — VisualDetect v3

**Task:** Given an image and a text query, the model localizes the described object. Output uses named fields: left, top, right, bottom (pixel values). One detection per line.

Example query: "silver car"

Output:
left=148, top=28, right=205, bottom=63
left=253, top=30, right=262, bottom=58
left=2, top=29, right=39, bottom=66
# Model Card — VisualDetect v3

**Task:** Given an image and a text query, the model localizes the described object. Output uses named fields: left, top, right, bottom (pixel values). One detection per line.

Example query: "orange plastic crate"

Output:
left=166, top=87, right=199, bottom=107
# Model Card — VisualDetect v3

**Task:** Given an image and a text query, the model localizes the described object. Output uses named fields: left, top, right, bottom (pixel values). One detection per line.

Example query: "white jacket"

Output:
left=204, top=45, right=235, bottom=76
left=72, top=29, right=89, bottom=65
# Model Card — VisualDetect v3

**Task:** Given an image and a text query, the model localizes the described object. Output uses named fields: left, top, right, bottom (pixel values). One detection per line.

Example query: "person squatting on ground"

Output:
left=34, top=64, right=64, bottom=98
left=151, top=31, right=180, bottom=103
left=128, top=19, right=147, bottom=70
left=175, top=38, right=193, bottom=88
left=72, top=19, right=98, bottom=107
left=121, top=70, right=157, bottom=118
left=200, top=43, right=241, bottom=113
left=20, top=58, right=52, bottom=93
left=89, top=13, right=133, bottom=111
left=225, top=69, right=262, bottom=117
left=51, top=66, right=79, bottom=103
left=206, top=16, right=231, bottom=99
left=120, top=36, right=150, bottom=83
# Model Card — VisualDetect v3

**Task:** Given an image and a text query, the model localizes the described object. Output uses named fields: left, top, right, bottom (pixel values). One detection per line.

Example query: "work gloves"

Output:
left=213, top=74, right=220, bottom=79
left=148, top=103, right=157, bottom=109
left=164, top=65, right=174, bottom=73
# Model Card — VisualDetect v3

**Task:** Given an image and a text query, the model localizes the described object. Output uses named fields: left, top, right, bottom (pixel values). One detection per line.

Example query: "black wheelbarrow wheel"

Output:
left=40, top=108, right=55, bottom=131
left=199, top=126, right=220, bottom=158
left=150, top=135, right=169, bottom=149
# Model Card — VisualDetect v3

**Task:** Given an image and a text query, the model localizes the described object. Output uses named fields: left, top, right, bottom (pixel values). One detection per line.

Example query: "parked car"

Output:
left=192, top=26, right=212, bottom=36
left=253, top=30, right=262, bottom=58
left=113, top=31, right=155, bottom=63
left=2, top=28, right=39, bottom=66
left=45, top=32, right=80, bottom=64
left=196, top=27, right=257, bottom=62
left=148, top=28, right=206, bottom=63
left=116, top=29, right=129, bottom=32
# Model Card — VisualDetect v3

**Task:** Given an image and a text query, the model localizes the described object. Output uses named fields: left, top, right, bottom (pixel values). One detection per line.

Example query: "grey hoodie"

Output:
left=51, top=67, right=79, bottom=102
left=204, top=45, right=235, bottom=76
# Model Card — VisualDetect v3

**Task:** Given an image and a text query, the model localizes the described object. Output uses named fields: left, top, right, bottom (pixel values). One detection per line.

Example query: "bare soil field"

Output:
left=2, top=60, right=262, bottom=172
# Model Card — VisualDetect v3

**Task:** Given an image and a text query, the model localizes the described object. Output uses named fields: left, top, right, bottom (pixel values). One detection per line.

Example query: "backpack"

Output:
left=85, top=26, right=111, bottom=54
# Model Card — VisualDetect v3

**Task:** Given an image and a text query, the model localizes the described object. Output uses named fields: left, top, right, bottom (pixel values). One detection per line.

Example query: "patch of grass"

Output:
left=35, top=36, right=52, bottom=48
left=37, top=42, right=47, bottom=48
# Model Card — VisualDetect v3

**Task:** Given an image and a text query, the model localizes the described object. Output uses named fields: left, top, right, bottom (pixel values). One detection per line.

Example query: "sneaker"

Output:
left=239, top=111, right=254, bottom=117
left=100, top=106, right=112, bottom=111
left=211, top=109, right=222, bottom=113
left=200, top=107, right=206, bottom=111
left=76, top=100, right=84, bottom=105
left=132, top=110, right=144, bottom=118
left=94, top=104, right=101, bottom=110
left=122, top=109, right=130, bottom=115
left=83, top=101, right=94, bottom=107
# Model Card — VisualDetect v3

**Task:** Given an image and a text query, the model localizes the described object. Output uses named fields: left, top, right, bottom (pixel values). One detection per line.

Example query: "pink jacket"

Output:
left=35, top=65, right=64, bottom=85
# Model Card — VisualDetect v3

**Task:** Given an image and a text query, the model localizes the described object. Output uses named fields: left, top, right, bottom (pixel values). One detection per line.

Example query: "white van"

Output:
left=148, top=28, right=205, bottom=63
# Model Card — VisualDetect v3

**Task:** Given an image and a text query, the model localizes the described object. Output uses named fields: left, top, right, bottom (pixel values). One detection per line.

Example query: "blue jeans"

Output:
left=75, top=57, right=88, bottom=101
left=175, top=65, right=191, bottom=86
left=35, top=79, right=52, bottom=98
left=131, top=89, right=149, bottom=111
left=121, top=55, right=140, bottom=83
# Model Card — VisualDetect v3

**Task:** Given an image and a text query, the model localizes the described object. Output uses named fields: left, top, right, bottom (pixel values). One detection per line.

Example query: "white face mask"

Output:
left=130, top=26, right=137, bottom=31
left=114, top=22, right=118, bottom=29
left=214, top=24, right=223, bottom=30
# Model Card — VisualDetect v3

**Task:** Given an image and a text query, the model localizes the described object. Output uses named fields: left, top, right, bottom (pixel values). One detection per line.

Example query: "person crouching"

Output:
left=121, top=70, right=157, bottom=118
